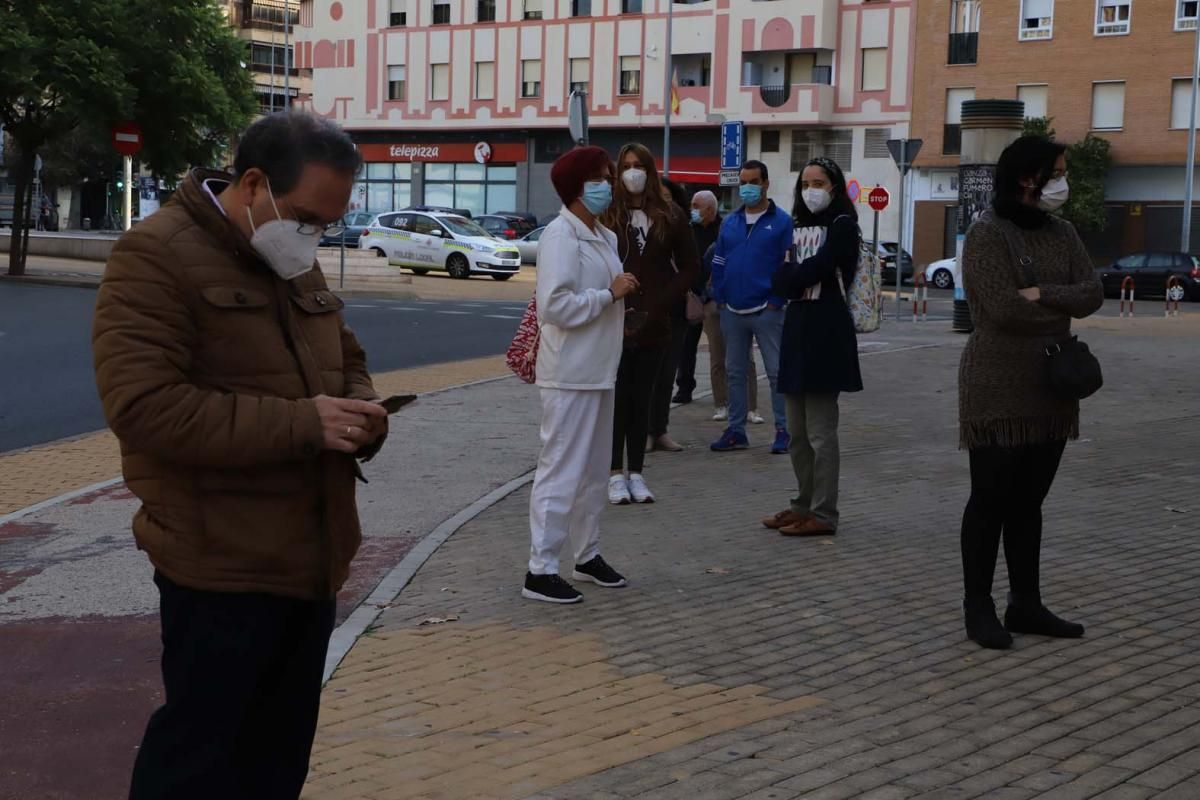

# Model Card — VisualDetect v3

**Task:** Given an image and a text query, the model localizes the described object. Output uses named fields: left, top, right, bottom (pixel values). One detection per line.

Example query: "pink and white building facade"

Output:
left=295, top=0, right=914, bottom=234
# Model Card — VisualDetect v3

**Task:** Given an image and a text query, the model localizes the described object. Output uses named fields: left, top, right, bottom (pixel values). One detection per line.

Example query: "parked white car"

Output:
left=924, top=257, right=957, bottom=290
left=360, top=210, right=522, bottom=280
left=515, top=226, right=544, bottom=265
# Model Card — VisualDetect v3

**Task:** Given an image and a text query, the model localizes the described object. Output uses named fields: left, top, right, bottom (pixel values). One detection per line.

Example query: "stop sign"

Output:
left=868, top=186, right=890, bottom=212
left=112, top=121, right=143, bottom=157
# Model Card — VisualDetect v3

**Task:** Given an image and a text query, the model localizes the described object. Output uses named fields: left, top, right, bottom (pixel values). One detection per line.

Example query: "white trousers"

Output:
left=528, top=387, right=615, bottom=575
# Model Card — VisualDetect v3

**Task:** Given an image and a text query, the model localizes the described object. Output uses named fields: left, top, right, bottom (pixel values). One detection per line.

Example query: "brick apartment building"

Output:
left=908, top=0, right=1200, bottom=267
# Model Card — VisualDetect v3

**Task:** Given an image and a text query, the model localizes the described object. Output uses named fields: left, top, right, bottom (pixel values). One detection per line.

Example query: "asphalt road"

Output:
left=0, top=283, right=527, bottom=454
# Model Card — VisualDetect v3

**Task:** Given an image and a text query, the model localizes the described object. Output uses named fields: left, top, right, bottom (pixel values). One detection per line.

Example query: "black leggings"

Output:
left=612, top=346, right=664, bottom=473
left=961, top=440, right=1067, bottom=606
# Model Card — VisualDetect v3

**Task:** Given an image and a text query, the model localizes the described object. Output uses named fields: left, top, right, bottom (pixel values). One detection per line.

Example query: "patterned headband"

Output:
left=806, top=157, right=845, bottom=184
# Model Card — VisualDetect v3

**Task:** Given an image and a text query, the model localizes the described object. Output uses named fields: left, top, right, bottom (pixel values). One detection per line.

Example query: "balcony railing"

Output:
left=947, top=32, right=978, bottom=65
left=759, top=84, right=790, bottom=108
left=240, top=0, right=300, bottom=30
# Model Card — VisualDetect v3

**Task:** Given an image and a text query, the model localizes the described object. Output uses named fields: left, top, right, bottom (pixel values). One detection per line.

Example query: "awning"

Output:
left=653, top=155, right=720, bottom=185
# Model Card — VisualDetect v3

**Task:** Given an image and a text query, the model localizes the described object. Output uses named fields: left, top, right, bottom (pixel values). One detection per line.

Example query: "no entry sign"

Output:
left=868, top=186, right=890, bottom=212
left=112, top=122, right=143, bottom=157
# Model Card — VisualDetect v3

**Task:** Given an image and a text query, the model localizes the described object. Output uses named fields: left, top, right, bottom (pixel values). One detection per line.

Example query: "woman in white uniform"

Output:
left=524, top=146, right=641, bottom=604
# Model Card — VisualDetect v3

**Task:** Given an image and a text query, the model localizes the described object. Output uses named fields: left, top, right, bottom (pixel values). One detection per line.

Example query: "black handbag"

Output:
left=989, top=214, right=1104, bottom=400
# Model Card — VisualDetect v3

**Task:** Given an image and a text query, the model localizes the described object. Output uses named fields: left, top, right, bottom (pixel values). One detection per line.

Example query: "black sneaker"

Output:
left=672, top=391, right=693, bottom=404
left=522, top=572, right=583, bottom=604
left=572, top=555, right=627, bottom=588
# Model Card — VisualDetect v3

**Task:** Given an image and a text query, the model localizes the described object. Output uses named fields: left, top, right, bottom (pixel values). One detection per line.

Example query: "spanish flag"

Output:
left=670, top=68, right=680, bottom=115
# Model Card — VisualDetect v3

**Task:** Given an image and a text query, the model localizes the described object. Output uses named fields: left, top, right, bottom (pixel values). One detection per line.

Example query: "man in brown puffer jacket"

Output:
left=93, top=112, right=388, bottom=800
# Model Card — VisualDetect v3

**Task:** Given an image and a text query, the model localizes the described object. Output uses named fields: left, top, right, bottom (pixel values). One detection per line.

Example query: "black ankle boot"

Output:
left=1004, top=598, right=1084, bottom=639
left=964, top=598, right=1013, bottom=650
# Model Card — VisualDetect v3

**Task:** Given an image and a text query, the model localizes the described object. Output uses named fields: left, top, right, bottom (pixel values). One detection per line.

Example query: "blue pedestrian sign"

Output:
left=720, top=121, right=744, bottom=171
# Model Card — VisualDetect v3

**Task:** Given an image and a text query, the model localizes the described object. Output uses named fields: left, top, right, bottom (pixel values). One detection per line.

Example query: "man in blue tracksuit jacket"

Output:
left=709, top=159, right=793, bottom=453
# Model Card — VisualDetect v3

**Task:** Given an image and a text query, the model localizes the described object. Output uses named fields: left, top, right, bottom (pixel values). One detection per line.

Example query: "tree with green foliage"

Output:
left=1022, top=117, right=1113, bottom=233
left=0, top=0, right=255, bottom=275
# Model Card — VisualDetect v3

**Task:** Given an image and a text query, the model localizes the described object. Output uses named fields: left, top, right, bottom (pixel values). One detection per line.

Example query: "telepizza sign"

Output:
left=358, top=141, right=526, bottom=163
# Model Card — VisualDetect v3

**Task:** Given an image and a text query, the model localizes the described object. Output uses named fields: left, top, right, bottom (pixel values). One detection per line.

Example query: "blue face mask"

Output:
left=739, top=183, right=763, bottom=207
left=580, top=180, right=612, bottom=215
left=690, top=209, right=702, bottom=224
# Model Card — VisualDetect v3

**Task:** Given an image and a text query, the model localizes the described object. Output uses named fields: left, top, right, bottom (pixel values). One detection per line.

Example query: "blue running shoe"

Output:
left=710, top=428, right=750, bottom=452
left=771, top=427, right=791, bottom=454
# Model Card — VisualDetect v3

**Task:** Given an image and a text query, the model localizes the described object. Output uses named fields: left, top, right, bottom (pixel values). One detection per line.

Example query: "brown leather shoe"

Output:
left=762, top=509, right=811, bottom=529
left=653, top=435, right=684, bottom=452
left=779, top=518, right=836, bottom=537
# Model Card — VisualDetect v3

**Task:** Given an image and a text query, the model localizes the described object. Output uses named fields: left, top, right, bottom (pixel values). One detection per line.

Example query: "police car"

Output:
left=359, top=210, right=522, bottom=281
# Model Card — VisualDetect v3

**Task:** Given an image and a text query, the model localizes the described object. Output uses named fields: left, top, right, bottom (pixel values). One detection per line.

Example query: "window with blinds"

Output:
left=1019, top=0, right=1053, bottom=39
left=1096, top=0, right=1131, bottom=35
left=1170, top=79, right=1199, bottom=128
left=389, top=0, right=407, bottom=26
left=524, top=0, right=543, bottom=20
left=1017, top=84, right=1048, bottom=119
left=569, top=58, right=590, bottom=94
left=1091, top=81, right=1125, bottom=129
left=475, top=62, right=495, bottom=100
left=430, top=64, right=450, bottom=101
left=619, top=56, right=641, bottom=95
left=522, top=60, right=541, bottom=98
left=944, top=87, right=974, bottom=155
left=388, top=65, right=407, bottom=102
left=860, top=49, right=887, bottom=92
left=788, top=130, right=853, bottom=172
left=432, top=0, right=450, bottom=24
left=1178, top=0, right=1198, bottom=30
left=864, top=129, right=891, bottom=159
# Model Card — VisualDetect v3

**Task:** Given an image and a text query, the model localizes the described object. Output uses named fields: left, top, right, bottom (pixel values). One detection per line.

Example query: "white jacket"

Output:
left=535, top=207, right=624, bottom=390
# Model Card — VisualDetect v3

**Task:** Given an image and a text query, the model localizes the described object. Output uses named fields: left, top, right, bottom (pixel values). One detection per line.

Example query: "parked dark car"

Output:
left=475, top=214, right=537, bottom=240
left=495, top=210, right=539, bottom=226
left=320, top=211, right=375, bottom=248
left=868, top=241, right=914, bottom=284
left=1097, top=251, right=1200, bottom=301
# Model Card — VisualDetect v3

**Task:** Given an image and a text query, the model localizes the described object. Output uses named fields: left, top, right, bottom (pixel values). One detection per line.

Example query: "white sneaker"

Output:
left=628, top=473, right=655, bottom=504
left=712, top=406, right=729, bottom=422
left=748, top=411, right=765, bottom=425
left=608, top=474, right=631, bottom=505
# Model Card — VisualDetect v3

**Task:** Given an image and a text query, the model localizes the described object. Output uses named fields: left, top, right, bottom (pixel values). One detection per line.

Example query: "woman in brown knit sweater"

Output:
left=600, top=143, right=699, bottom=505
left=958, top=135, right=1103, bottom=650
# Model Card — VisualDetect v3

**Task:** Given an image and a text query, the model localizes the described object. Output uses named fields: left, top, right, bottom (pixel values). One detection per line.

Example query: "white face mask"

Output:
left=802, top=188, right=832, bottom=214
left=1038, top=176, right=1069, bottom=212
left=245, top=181, right=321, bottom=280
left=621, top=168, right=648, bottom=195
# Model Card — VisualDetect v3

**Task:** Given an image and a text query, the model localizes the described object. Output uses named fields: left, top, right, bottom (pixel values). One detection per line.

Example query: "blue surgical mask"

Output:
left=739, top=184, right=763, bottom=207
left=580, top=180, right=612, bottom=215
left=690, top=209, right=702, bottom=224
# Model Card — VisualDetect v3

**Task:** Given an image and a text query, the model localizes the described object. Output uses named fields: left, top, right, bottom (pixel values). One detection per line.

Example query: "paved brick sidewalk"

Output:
left=304, top=317, right=1200, bottom=800
left=0, top=355, right=508, bottom=516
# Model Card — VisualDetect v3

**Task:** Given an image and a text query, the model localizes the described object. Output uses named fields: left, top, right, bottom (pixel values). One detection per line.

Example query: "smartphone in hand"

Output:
left=377, top=394, right=418, bottom=414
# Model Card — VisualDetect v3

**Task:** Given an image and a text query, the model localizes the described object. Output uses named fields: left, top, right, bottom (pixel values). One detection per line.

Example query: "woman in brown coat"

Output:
left=958, top=135, right=1103, bottom=650
left=600, top=143, right=699, bottom=505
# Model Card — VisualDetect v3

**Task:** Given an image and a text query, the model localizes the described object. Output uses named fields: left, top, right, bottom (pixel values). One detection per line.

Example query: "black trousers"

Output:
left=613, top=345, right=664, bottom=473
left=129, top=572, right=336, bottom=800
left=649, top=320, right=693, bottom=437
left=960, top=440, right=1067, bottom=606
left=675, top=320, right=704, bottom=397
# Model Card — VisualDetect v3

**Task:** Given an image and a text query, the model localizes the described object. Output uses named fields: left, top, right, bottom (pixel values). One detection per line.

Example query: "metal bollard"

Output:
left=1120, top=276, right=1135, bottom=318
left=912, top=275, right=928, bottom=322
left=1165, top=276, right=1183, bottom=317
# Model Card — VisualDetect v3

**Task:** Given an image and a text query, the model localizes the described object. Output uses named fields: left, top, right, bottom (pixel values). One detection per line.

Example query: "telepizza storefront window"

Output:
left=351, top=162, right=412, bottom=214
left=424, top=163, right=517, bottom=214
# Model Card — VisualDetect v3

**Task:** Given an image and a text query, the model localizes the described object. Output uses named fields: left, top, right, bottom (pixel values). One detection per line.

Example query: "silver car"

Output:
left=515, top=227, right=544, bottom=265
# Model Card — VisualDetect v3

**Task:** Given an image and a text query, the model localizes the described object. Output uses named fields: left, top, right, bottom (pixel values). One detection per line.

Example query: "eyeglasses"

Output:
left=281, top=198, right=335, bottom=235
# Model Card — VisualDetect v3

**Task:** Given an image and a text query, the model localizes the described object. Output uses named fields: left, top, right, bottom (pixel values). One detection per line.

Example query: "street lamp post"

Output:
left=1183, top=17, right=1200, bottom=252
left=662, top=0, right=673, bottom=177
left=284, top=0, right=292, bottom=109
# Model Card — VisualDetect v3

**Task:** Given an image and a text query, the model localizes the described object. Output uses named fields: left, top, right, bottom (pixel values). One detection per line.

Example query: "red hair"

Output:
left=550, top=146, right=612, bottom=205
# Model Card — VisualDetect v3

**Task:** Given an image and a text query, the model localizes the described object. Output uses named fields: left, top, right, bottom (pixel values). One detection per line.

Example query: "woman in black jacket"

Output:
left=766, top=157, right=863, bottom=537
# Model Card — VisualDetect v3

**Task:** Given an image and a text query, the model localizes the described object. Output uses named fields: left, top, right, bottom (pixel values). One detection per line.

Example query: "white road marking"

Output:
left=483, top=314, right=521, bottom=320
left=436, top=310, right=472, bottom=315
left=346, top=304, right=378, bottom=309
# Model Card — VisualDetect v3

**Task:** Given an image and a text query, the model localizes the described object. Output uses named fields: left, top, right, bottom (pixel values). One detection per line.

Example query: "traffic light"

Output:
left=116, top=178, right=125, bottom=190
